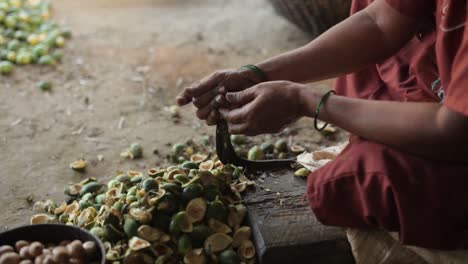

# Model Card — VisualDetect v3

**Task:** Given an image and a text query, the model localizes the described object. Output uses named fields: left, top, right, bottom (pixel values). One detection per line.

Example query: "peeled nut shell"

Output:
left=15, top=241, right=29, bottom=252
left=208, top=219, right=232, bottom=234
left=204, top=233, right=232, bottom=253
left=43, top=254, right=56, bottom=264
left=232, top=226, right=252, bottom=248
left=69, top=258, right=86, bottom=264
left=34, top=255, right=45, bottom=264
left=28, top=242, right=43, bottom=257
left=183, top=248, right=206, bottom=264
left=82, top=241, right=97, bottom=257
left=238, top=240, right=256, bottom=260
left=290, top=144, right=306, bottom=153
left=30, top=214, right=55, bottom=225
left=137, top=225, right=161, bottom=242
left=67, top=240, right=85, bottom=259
left=19, top=246, right=32, bottom=259
left=19, top=260, right=33, bottom=264
left=0, top=245, right=14, bottom=256
left=294, top=168, right=310, bottom=177
left=69, top=160, right=87, bottom=172
left=186, top=198, right=207, bottom=223
left=0, top=252, right=20, bottom=264
left=128, top=237, right=151, bottom=251
left=52, top=246, right=69, bottom=263
left=199, top=160, right=214, bottom=171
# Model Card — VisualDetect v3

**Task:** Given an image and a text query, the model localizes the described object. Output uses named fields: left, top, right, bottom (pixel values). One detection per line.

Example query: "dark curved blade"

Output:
left=216, top=120, right=295, bottom=171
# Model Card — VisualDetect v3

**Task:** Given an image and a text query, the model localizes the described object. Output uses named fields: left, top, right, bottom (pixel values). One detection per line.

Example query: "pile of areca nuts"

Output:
left=0, top=239, right=98, bottom=264
left=0, top=0, right=71, bottom=75
left=31, top=141, right=256, bottom=264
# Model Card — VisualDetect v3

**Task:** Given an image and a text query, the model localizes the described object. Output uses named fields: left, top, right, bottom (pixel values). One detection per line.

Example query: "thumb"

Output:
left=225, top=88, right=256, bottom=106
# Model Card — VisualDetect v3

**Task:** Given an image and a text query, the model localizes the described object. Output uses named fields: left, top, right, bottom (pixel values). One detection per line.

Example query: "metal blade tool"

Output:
left=216, top=120, right=295, bottom=171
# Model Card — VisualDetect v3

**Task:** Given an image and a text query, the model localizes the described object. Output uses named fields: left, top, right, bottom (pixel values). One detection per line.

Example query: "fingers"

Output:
left=225, top=88, right=256, bottom=106
left=219, top=106, right=249, bottom=124
left=196, top=104, right=212, bottom=120
left=211, top=94, right=227, bottom=109
left=176, top=72, right=225, bottom=106
left=206, top=111, right=219, bottom=126
left=227, top=123, right=249, bottom=135
left=177, top=71, right=230, bottom=107
left=187, top=72, right=226, bottom=98
left=176, top=92, right=192, bottom=106
left=192, top=87, right=220, bottom=108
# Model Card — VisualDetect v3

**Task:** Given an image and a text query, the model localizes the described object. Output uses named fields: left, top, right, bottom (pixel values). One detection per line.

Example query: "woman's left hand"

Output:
left=218, top=81, right=307, bottom=136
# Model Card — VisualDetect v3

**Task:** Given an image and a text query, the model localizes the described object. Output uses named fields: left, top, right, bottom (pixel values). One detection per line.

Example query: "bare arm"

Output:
left=258, top=0, right=420, bottom=83
left=299, top=90, right=468, bottom=162
left=176, top=0, right=421, bottom=124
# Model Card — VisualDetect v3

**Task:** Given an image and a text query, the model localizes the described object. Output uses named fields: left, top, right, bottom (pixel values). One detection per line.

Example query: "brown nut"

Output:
left=34, top=255, right=45, bottom=264
left=42, top=255, right=55, bottom=264
left=19, top=247, right=32, bottom=259
left=82, top=242, right=96, bottom=258
left=51, top=247, right=68, bottom=263
left=0, top=252, right=20, bottom=264
left=19, top=260, right=33, bottom=264
left=28, top=242, right=43, bottom=258
left=68, top=258, right=85, bottom=264
left=0, top=246, right=14, bottom=256
left=58, top=241, right=70, bottom=247
left=14, top=241, right=29, bottom=252
left=66, top=241, right=84, bottom=259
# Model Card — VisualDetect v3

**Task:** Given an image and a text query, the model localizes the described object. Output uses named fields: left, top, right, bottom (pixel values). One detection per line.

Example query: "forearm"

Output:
left=300, top=89, right=468, bottom=162
left=257, top=0, right=417, bottom=83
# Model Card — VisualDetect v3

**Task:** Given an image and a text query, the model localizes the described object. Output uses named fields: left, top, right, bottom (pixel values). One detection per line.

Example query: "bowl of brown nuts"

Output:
left=0, top=224, right=105, bottom=264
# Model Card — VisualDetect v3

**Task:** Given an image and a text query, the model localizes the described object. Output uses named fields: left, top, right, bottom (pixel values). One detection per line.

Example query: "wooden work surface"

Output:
left=244, top=169, right=355, bottom=264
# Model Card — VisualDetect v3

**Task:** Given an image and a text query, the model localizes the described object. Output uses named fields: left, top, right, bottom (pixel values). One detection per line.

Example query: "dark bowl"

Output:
left=0, top=224, right=105, bottom=264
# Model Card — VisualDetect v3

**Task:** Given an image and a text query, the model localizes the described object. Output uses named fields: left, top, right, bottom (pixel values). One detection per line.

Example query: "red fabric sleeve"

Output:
left=445, top=27, right=468, bottom=116
left=385, top=0, right=434, bottom=18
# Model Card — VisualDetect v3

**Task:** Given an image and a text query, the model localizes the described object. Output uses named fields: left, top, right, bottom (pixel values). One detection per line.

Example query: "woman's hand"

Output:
left=176, top=68, right=262, bottom=125
left=219, top=81, right=308, bottom=135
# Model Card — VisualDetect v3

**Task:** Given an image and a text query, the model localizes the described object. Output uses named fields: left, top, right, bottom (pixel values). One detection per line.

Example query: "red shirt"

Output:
left=334, top=0, right=439, bottom=104
left=386, top=0, right=468, bottom=115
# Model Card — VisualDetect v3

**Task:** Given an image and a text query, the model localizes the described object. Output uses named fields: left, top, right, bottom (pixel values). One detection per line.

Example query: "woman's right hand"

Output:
left=176, top=68, right=262, bottom=125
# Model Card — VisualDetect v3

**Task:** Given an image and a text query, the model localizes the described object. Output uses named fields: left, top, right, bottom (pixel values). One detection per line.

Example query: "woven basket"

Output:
left=269, top=0, right=352, bottom=36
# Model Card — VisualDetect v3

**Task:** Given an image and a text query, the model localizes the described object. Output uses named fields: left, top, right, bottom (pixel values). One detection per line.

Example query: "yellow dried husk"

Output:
left=137, top=225, right=161, bottom=242
left=208, top=219, right=232, bottom=234
left=232, top=226, right=252, bottom=248
left=184, top=248, right=207, bottom=264
left=190, top=154, right=207, bottom=163
left=204, top=233, right=232, bottom=253
left=129, top=237, right=151, bottom=251
left=199, top=160, right=214, bottom=171
left=238, top=240, right=256, bottom=259
left=30, top=214, right=55, bottom=224
left=186, top=198, right=207, bottom=223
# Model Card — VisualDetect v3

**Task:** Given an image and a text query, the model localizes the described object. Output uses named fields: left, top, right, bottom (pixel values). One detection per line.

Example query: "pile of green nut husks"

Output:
left=0, top=0, right=71, bottom=75
left=230, top=135, right=305, bottom=161
left=168, top=135, right=306, bottom=165
left=32, top=151, right=256, bottom=263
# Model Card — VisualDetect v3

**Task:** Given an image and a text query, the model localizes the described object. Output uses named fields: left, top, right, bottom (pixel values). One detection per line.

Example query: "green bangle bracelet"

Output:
left=241, top=64, right=268, bottom=82
left=314, top=90, right=336, bottom=131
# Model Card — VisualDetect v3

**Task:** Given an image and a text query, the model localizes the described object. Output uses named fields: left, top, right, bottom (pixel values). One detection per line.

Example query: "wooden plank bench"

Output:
left=244, top=169, right=355, bottom=264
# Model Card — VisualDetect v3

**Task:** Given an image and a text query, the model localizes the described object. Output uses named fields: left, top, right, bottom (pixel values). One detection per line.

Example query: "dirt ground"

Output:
left=0, top=0, right=343, bottom=230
